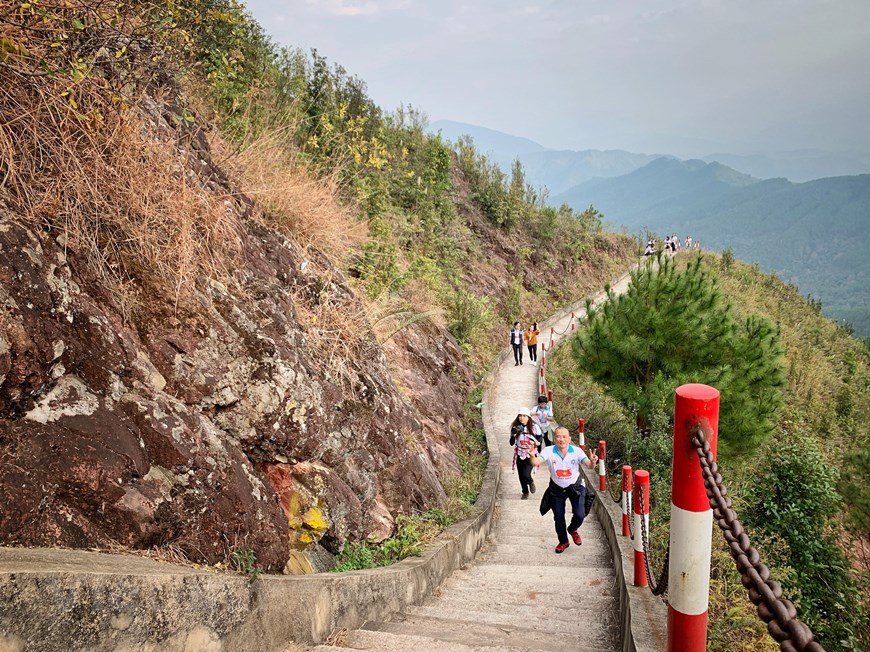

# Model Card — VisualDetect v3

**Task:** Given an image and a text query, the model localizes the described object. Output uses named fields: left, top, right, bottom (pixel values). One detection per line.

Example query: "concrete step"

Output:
left=335, top=628, right=531, bottom=651
left=406, top=602, right=620, bottom=631
left=477, top=542, right=611, bottom=566
left=485, top=532, right=610, bottom=548
left=428, top=582, right=620, bottom=612
left=495, top=534, right=609, bottom=547
left=495, top=510, right=602, bottom=532
left=443, top=563, right=615, bottom=586
left=493, top=515, right=604, bottom=535
left=369, top=612, right=619, bottom=652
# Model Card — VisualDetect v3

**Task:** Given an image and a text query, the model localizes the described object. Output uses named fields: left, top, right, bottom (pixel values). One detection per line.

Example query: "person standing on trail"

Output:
left=510, top=407, right=542, bottom=499
left=529, top=426, right=599, bottom=553
left=531, top=394, right=556, bottom=447
left=510, top=322, right=524, bottom=366
left=524, top=322, right=540, bottom=366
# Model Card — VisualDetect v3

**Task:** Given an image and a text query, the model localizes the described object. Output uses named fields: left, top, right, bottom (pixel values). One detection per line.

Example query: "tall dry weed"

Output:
left=1, top=0, right=244, bottom=313
left=212, top=124, right=367, bottom=263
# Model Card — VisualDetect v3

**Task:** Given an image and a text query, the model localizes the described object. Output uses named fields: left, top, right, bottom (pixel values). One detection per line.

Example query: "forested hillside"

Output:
left=0, top=0, right=635, bottom=573
left=555, top=160, right=870, bottom=337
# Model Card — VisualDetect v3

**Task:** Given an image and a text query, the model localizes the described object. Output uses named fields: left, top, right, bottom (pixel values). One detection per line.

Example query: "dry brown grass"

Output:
left=290, top=282, right=373, bottom=396
left=1, top=1, right=245, bottom=314
left=212, top=124, right=367, bottom=264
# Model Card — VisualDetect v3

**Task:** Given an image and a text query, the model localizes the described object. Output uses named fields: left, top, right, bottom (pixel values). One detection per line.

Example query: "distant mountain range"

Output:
left=429, top=120, right=662, bottom=195
left=427, top=120, right=870, bottom=336
left=428, top=120, right=870, bottom=186
left=552, top=158, right=869, bottom=335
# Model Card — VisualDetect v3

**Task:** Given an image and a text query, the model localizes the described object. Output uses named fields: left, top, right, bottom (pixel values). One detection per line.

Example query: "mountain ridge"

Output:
left=554, top=160, right=870, bottom=335
left=429, top=119, right=870, bottom=184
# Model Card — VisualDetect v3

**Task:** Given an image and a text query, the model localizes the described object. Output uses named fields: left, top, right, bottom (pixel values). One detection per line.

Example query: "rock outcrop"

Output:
left=0, top=106, right=471, bottom=573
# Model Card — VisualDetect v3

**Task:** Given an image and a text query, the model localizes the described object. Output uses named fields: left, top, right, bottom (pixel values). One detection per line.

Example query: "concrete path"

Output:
left=312, top=272, right=637, bottom=652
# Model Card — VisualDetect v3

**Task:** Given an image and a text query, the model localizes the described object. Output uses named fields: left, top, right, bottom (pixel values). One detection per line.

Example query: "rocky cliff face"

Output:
left=0, top=105, right=471, bottom=573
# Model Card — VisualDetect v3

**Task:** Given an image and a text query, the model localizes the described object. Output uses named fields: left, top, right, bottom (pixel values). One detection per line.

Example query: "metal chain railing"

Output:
left=691, top=428, right=826, bottom=652
left=638, top=487, right=670, bottom=596
left=605, top=466, right=623, bottom=503
left=550, top=316, right=574, bottom=337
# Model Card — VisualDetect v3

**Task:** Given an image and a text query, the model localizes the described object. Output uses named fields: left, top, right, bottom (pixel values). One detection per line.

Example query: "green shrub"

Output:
left=230, top=547, right=262, bottom=579
left=744, top=430, right=864, bottom=649
left=535, top=207, right=560, bottom=243
left=355, top=217, right=405, bottom=298
left=444, top=289, right=493, bottom=347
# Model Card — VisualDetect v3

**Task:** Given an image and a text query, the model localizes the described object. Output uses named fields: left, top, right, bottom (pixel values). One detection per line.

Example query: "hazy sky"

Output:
left=242, top=0, right=870, bottom=158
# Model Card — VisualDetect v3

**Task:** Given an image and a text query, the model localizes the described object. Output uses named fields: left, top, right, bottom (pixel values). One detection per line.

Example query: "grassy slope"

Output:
left=545, top=252, right=868, bottom=650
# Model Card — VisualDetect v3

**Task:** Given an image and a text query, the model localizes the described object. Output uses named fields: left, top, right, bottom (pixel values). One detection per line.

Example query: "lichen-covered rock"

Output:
left=0, top=124, right=471, bottom=574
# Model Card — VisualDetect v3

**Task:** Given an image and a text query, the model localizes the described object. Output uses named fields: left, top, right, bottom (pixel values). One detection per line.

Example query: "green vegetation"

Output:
left=549, top=253, right=869, bottom=651
left=573, top=254, right=786, bottom=454
left=230, top=547, right=263, bottom=580
left=744, top=432, right=860, bottom=648
left=331, top=514, right=431, bottom=572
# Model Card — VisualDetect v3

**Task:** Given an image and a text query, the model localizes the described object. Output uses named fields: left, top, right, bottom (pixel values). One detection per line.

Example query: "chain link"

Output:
left=604, top=463, right=634, bottom=540
left=638, top=487, right=670, bottom=596
left=551, top=319, right=574, bottom=337
left=605, top=467, right=623, bottom=503
left=691, top=428, right=826, bottom=652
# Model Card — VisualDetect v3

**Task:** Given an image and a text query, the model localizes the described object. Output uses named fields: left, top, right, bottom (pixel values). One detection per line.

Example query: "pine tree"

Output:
left=573, top=254, right=785, bottom=454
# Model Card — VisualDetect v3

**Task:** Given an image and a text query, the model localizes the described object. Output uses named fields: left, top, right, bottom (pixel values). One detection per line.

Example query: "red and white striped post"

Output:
left=550, top=326, right=555, bottom=336
left=621, top=465, right=633, bottom=537
left=571, top=311, right=575, bottom=331
left=597, top=440, right=606, bottom=490
left=539, top=367, right=545, bottom=395
left=547, top=389, right=553, bottom=403
left=667, top=384, right=720, bottom=652
left=633, top=469, right=650, bottom=586
left=577, top=418, right=585, bottom=450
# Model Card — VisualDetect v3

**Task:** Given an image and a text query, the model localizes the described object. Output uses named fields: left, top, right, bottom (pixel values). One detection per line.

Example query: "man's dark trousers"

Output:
left=549, top=481, right=586, bottom=545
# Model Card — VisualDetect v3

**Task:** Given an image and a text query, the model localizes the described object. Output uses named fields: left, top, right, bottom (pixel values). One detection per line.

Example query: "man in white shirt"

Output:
left=529, top=426, right=599, bottom=553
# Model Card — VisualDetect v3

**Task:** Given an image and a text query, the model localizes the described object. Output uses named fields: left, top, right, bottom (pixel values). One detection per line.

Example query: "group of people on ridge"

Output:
left=644, top=234, right=701, bottom=256
left=509, top=392, right=599, bottom=554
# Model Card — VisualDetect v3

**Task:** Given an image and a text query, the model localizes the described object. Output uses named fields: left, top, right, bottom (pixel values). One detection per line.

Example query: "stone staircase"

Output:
left=311, top=499, right=619, bottom=651
left=311, top=306, right=622, bottom=652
